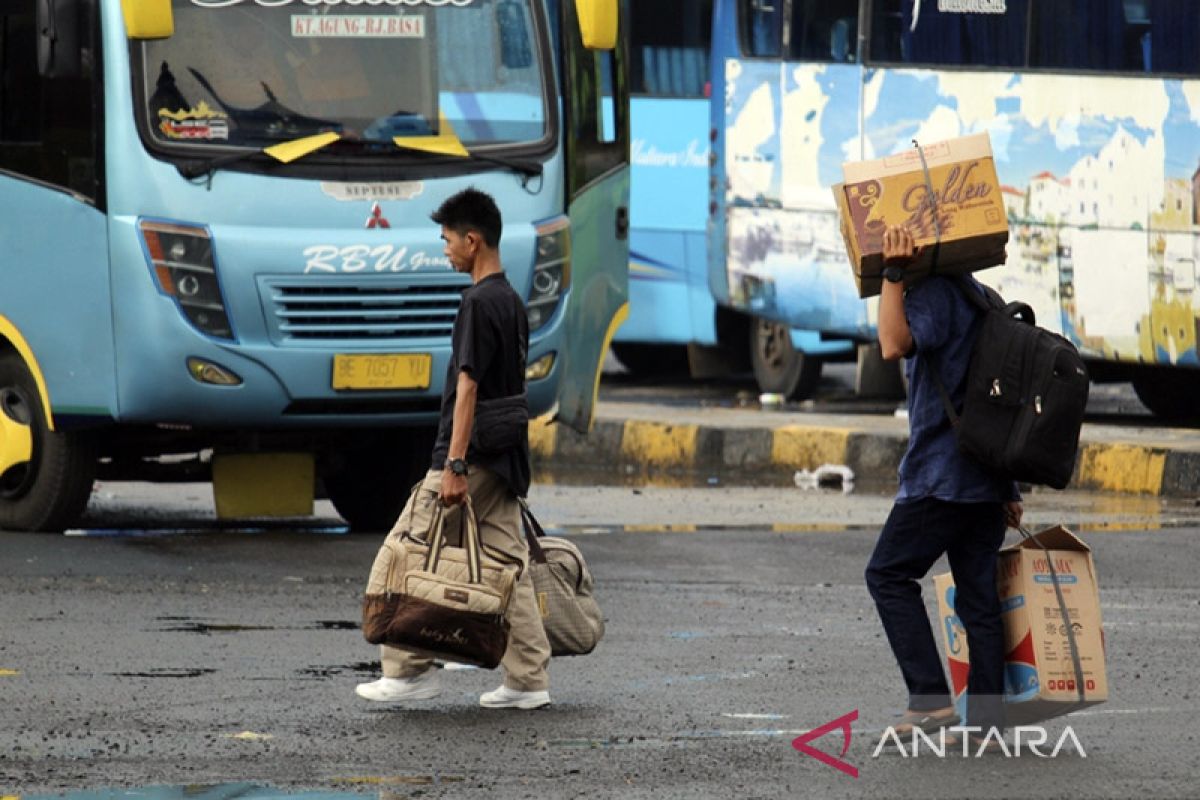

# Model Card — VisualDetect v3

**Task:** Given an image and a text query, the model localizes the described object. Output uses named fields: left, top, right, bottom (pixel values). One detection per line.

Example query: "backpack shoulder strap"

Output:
left=950, top=274, right=1001, bottom=311
left=950, top=275, right=1036, bottom=325
left=927, top=353, right=961, bottom=429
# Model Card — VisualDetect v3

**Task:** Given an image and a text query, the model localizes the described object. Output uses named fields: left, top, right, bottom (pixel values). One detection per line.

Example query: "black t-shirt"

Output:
left=431, top=272, right=531, bottom=496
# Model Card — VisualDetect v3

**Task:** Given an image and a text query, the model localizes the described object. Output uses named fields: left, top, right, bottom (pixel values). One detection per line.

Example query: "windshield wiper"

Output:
left=384, top=144, right=543, bottom=179
left=391, top=114, right=543, bottom=179
left=178, top=136, right=543, bottom=182
left=459, top=150, right=543, bottom=179
left=179, top=131, right=342, bottom=181
left=178, top=148, right=261, bottom=181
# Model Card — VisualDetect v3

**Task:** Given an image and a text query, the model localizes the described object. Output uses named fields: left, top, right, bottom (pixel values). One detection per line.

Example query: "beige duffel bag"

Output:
left=363, top=495, right=518, bottom=668
left=520, top=500, right=605, bottom=656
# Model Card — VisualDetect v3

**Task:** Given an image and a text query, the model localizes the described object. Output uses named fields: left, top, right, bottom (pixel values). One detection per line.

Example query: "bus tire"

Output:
left=1132, top=371, right=1200, bottom=421
left=0, top=352, right=96, bottom=533
left=750, top=318, right=822, bottom=400
left=323, top=426, right=438, bottom=533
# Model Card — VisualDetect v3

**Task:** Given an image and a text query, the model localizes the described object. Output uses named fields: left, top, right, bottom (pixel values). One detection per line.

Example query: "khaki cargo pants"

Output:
left=379, top=467, right=550, bottom=692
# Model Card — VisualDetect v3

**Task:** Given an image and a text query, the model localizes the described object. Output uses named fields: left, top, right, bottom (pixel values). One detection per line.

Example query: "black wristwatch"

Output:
left=445, top=458, right=468, bottom=476
left=883, top=264, right=906, bottom=284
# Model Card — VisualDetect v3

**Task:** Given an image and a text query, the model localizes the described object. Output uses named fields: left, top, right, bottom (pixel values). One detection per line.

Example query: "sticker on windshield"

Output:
left=291, top=15, right=426, bottom=38
left=158, top=102, right=230, bottom=140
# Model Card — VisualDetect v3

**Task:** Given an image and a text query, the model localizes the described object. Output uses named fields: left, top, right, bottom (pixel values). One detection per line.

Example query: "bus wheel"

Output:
left=751, top=318, right=822, bottom=400
left=323, top=427, right=437, bottom=533
left=1132, top=371, right=1200, bottom=421
left=0, top=352, right=96, bottom=533
left=611, top=343, right=690, bottom=378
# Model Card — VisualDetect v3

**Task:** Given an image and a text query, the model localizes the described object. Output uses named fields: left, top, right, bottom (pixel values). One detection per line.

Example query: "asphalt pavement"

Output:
left=4, top=366, right=1200, bottom=799
left=2, top=483, right=1200, bottom=800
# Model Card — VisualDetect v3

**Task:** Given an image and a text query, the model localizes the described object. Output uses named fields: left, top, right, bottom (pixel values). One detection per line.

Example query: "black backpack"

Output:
left=930, top=277, right=1089, bottom=490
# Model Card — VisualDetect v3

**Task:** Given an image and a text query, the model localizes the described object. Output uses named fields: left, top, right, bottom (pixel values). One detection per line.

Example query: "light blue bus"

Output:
left=613, top=0, right=854, bottom=399
left=710, top=0, right=1200, bottom=419
left=0, top=0, right=630, bottom=532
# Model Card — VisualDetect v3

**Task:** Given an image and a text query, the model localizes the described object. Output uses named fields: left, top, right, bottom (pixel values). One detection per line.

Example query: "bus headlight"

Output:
left=525, top=352, right=555, bottom=381
left=139, top=220, right=234, bottom=340
left=528, top=217, right=570, bottom=332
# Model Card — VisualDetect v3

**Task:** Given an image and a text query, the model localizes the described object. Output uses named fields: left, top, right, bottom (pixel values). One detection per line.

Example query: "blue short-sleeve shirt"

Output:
left=898, top=275, right=1016, bottom=504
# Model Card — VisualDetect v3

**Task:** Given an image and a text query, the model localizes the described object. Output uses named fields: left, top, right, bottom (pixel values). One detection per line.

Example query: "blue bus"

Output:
left=613, top=0, right=855, bottom=399
left=710, top=0, right=1200, bottom=418
left=0, top=0, right=630, bottom=532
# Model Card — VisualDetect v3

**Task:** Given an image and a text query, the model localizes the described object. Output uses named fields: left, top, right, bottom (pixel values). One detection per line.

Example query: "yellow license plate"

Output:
left=332, top=353, right=432, bottom=390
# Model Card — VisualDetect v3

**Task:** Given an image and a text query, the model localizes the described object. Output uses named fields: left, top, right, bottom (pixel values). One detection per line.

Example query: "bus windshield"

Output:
left=138, top=0, right=549, bottom=152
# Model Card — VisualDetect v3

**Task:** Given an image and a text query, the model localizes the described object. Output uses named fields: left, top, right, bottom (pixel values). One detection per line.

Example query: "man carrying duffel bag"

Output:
left=355, top=188, right=551, bottom=711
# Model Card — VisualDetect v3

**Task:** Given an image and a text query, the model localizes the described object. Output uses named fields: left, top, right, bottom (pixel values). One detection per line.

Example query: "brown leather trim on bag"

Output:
left=362, top=494, right=516, bottom=667
left=364, top=592, right=510, bottom=669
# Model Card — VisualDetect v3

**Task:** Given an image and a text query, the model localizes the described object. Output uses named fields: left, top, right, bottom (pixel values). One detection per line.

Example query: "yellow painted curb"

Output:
left=0, top=669, right=19, bottom=677
left=528, top=414, right=557, bottom=459
left=771, top=523, right=849, bottom=533
left=771, top=426, right=852, bottom=470
left=621, top=421, right=698, bottom=468
left=1076, top=443, right=1166, bottom=495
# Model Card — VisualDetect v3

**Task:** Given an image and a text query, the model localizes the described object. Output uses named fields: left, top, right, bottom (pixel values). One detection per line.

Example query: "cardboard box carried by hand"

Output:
left=934, top=525, right=1108, bottom=727
left=834, top=132, right=1009, bottom=298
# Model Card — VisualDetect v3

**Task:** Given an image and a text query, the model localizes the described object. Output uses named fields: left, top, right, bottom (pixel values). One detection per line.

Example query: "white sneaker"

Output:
left=355, top=671, right=441, bottom=703
left=479, top=684, right=551, bottom=710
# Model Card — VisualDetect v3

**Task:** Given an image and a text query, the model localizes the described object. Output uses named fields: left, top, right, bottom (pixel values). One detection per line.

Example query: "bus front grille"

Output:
left=261, top=276, right=467, bottom=343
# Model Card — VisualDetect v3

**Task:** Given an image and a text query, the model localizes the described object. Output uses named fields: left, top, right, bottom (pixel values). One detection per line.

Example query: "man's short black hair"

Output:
left=430, top=187, right=502, bottom=248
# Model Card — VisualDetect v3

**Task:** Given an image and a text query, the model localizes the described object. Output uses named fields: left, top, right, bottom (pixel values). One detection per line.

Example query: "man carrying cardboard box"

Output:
left=865, top=224, right=1022, bottom=749
left=833, top=133, right=1009, bottom=298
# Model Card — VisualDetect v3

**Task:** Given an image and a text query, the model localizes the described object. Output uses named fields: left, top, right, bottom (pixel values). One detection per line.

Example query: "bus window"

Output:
left=140, top=1, right=548, bottom=152
left=1029, top=0, right=1129, bottom=72
left=869, top=0, right=1027, bottom=68
left=1146, top=1, right=1200, bottom=74
left=0, top=4, right=39, bottom=144
left=789, top=0, right=858, bottom=63
left=1029, top=0, right=1200, bottom=75
left=562, top=0, right=628, bottom=192
left=630, top=0, right=712, bottom=97
left=0, top=0, right=99, bottom=200
left=599, top=49, right=617, bottom=143
left=869, top=0, right=1200, bottom=76
left=740, top=0, right=783, bottom=59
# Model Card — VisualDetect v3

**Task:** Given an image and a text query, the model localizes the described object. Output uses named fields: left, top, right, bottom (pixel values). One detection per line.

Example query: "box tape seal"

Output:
left=1017, top=524, right=1088, bottom=710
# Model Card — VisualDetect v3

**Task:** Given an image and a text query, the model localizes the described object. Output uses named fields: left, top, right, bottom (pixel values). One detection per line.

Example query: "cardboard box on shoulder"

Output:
left=833, top=132, right=1009, bottom=298
left=933, top=526, right=1108, bottom=727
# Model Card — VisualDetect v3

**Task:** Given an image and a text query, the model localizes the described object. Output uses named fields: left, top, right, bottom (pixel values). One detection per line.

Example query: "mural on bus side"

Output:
left=723, top=60, right=1200, bottom=365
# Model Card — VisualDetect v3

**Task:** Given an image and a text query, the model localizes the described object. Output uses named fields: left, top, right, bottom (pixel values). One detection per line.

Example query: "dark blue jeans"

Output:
left=865, top=497, right=1007, bottom=731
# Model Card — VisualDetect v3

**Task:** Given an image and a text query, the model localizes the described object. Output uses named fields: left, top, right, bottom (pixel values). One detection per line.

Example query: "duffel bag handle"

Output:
left=423, top=495, right=486, bottom=585
left=517, top=498, right=549, bottom=564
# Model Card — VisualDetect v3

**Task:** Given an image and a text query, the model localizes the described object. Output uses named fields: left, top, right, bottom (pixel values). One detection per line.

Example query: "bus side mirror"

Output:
left=575, top=0, right=617, bottom=50
left=497, top=0, right=533, bottom=69
left=121, top=0, right=174, bottom=40
left=36, top=0, right=82, bottom=79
